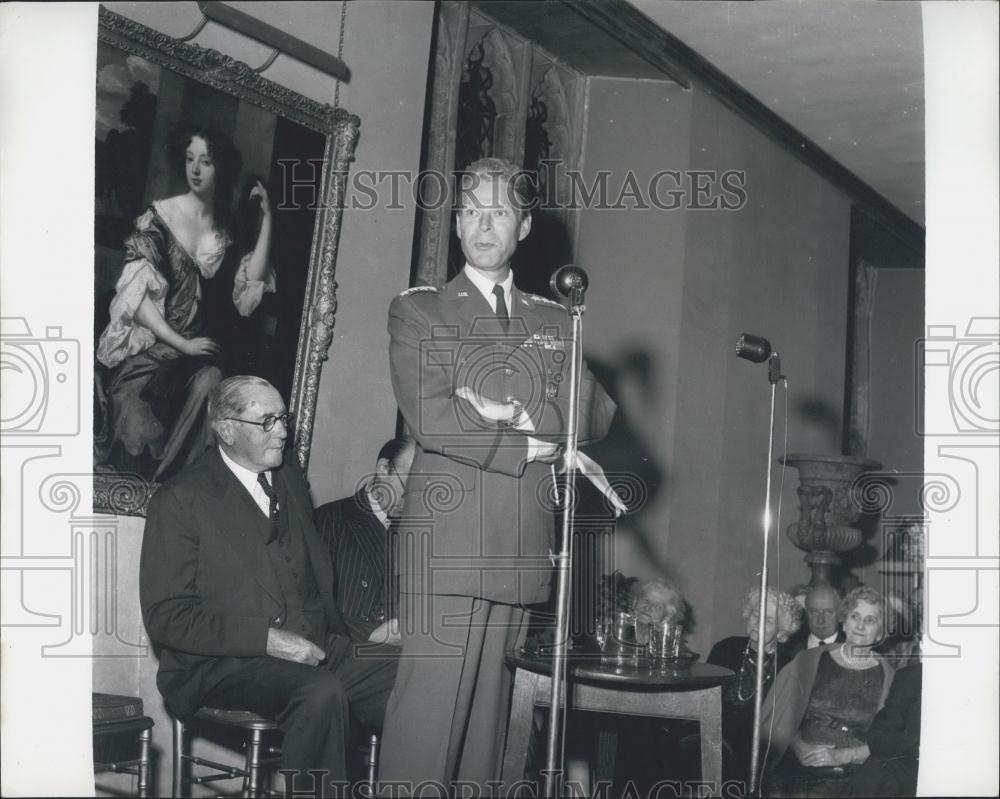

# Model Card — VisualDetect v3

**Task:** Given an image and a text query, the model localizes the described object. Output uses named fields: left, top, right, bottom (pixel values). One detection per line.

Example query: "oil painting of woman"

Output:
left=96, top=124, right=274, bottom=481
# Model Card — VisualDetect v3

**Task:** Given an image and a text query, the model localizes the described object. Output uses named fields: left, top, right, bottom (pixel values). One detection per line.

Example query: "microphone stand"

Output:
left=543, top=286, right=585, bottom=799
left=748, top=351, right=783, bottom=796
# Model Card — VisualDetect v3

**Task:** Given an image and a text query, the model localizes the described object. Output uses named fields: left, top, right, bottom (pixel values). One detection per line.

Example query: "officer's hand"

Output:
left=455, top=386, right=517, bottom=423
left=528, top=439, right=562, bottom=464
left=266, top=627, right=325, bottom=666
left=367, top=618, right=401, bottom=646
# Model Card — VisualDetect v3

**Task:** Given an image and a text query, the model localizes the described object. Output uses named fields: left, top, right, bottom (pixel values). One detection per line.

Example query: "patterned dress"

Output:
left=767, top=651, right=885, bottom=798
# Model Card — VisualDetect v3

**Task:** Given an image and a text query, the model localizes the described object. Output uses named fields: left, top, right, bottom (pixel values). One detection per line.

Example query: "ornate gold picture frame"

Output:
left=94, top=7, right=359, bottom=515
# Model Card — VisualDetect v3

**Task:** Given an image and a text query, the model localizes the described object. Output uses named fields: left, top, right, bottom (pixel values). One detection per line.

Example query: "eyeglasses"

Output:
left=226, top=412, right=294, bottom=432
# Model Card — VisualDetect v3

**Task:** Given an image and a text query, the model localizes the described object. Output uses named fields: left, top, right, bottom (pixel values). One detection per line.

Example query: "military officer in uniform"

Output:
left=378, top=157, right=617, bottom=795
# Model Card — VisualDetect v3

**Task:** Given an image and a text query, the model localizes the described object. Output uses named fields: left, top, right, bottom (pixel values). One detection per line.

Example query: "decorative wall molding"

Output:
left=413, top=3, right=585, bottom=289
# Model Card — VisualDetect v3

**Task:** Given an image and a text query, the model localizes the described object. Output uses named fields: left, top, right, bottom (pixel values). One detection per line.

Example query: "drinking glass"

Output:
left=605, top=611, right=639, bottom=663
left=649, top=621, right=682, bottom=663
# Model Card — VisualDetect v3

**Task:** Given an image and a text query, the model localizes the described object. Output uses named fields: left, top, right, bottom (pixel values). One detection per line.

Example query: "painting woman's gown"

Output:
left=96, top=202, right=274, bottom=481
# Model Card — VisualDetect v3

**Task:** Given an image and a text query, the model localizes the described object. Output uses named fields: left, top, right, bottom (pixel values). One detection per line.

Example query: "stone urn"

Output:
left=780, top=453, right=882, bottom=586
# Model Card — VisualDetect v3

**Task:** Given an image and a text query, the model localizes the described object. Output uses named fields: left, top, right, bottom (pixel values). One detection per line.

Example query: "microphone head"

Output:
left=550, top=264, right=589, bottom=299
left=736, top=333, right=772, bottom=363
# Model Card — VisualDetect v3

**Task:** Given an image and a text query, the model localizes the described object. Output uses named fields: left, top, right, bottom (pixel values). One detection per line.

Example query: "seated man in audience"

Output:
left=140, top=375, right=398, bottom=795
left=314, top=437, right=416, bottom=645
left=789, top=584, right=845, bottom=654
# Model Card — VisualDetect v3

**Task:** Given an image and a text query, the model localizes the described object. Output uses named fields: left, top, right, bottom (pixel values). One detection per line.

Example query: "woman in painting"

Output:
left=97, top=123, right=274, bottom=481
left=760, top=586, right=896, bottom=797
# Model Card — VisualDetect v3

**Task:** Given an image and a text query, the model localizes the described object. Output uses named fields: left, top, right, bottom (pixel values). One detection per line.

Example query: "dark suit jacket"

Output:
left=786, top=627, right=845, bottom=657
left=387, top=271, right=617, bottom=604
left=315, top=489, right=394, bottom=642
left=140, top=447, right=347, bottom=718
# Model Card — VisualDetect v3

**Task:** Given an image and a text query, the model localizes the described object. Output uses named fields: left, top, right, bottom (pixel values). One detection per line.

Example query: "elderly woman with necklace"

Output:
left=706, top=586, right=802, bottom=786
left=760, top=586, right=895, bottom=797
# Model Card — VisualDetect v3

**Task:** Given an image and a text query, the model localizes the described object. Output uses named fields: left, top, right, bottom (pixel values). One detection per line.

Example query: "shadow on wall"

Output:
left=794, top=396, right=842, bottom=453
left=584, top=349, right=672, bottom=582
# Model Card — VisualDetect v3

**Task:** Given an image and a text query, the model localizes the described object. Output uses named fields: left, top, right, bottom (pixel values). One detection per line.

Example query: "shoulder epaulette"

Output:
left=526, top=293, right=565, bottom=309
left=399, top=285, right=439, bottom=297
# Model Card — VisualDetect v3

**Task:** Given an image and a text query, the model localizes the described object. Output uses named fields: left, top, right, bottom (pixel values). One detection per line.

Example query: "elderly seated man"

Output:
left=140, top=375, right=398, bottom=795
left=788, top=583, right=845, bottom=655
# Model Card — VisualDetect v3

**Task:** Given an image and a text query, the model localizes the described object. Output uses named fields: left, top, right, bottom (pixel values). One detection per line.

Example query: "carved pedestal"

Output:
left=781, top=453, right=882, bottom=586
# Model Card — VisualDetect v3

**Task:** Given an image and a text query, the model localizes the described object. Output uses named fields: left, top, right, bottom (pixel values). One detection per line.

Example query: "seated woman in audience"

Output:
left=706, top=586, right=802, bottom=787
left=760, top=586, right=896, bottom=798
left=632, top=577, right=686, bottom=630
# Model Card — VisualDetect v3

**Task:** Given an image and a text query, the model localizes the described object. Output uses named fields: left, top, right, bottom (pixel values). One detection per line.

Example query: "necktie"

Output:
left=256, top=471, right=279, bottom=544
left=492, top=284, right=509, bottom=332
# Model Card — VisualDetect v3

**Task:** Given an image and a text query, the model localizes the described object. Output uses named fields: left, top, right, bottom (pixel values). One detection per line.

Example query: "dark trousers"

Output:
left=378, top=593, right=528, bottom=797
left=201, top=633, right=398, bottom=793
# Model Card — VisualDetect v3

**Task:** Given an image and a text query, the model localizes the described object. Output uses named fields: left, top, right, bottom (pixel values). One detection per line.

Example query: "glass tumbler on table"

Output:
left=648, top=620, right=682, bottom=664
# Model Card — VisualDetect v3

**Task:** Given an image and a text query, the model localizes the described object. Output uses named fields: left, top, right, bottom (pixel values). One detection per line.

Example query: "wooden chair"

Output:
left=93, top=692, right=154, bottom=797
left=172, top=708, right=381, bottom=798
left=172, top=708, right=280, bottom=798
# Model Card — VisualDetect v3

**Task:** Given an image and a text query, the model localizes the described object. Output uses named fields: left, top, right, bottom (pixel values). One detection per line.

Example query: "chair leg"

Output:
left=172, top=718, right=185, bottom=798
left=244, top=727, right=265, bottom=798
left=364, top=733, right=380, bottom=798
left=138, top=726, right=152, bottom=798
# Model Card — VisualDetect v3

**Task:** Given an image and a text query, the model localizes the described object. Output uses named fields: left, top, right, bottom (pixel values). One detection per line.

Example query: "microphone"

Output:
left=736, top=333, right=772, bottom=363
left=550, top=264, right=588, bottom=306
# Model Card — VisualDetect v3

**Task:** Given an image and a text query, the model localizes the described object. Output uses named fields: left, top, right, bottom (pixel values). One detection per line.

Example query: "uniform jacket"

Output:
left=314, top=489, right=394, bottom=642
left=140, top=447, right=347, bottom=718
left=387, top=270, right=617, bottom=604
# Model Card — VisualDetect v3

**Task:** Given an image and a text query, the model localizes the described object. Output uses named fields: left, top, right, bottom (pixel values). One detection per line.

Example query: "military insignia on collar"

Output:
left=399, top=285, right=438, bottom=296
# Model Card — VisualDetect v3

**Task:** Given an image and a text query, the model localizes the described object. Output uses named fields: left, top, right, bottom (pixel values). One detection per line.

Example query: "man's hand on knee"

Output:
left=368, top=618, right=402, bottom=646
left=266, top=628, right=325, bottom=665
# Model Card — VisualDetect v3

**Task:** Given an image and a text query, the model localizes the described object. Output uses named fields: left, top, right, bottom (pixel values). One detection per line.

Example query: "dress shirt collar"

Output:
left=463, top=264, right=513, bottom=312
left=807, top=631, right=839, bottom=649
left=365, top=485, right=391, bottom=529
left=219, top=446, right=271, bottom=516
